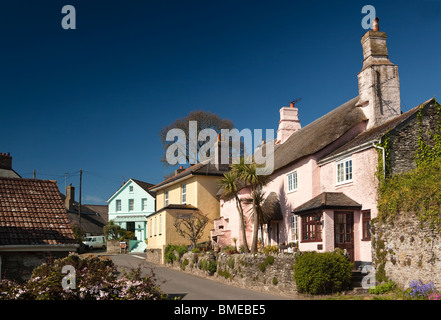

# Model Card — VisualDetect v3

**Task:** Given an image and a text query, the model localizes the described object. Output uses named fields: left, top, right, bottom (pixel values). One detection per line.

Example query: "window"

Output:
left=362, top=210, right=371, bottom=240
left=165, top=190, right=169, bottom=206
left=129, top=185, right=134, bottom=193
left=287, top=171, right=298, bottom=192
left=301, top=213, right=322, bottom=242
left=290, top=215, right=298, bottom=242
left=141, top=198, right=147, bottom=211
left=128, top=199, right=134, bottom=212
left=182, top=184, right=187, bottom=204
left=337, top=158, right=353, bottom=184
left=159, top=214, right=162, bottom=235
left=116, top=199, right=121, bottom=212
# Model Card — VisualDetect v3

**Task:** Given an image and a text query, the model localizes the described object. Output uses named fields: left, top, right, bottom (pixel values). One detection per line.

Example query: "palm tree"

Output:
left=218, top=171, right=250, bottom=253
left=243, top=189, right=269, bottom=250
left=233, top=161, right=271, bottom=253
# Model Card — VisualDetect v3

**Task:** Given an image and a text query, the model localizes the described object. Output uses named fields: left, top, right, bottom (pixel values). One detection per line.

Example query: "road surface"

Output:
left=109, top=253, right=293, bottom=300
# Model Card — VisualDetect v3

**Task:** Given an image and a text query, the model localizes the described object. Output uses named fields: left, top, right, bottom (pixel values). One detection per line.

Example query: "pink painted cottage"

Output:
left=211, top=23, right=438, bottom=269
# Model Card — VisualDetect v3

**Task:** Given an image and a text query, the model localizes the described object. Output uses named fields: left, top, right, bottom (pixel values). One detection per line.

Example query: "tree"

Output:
left=243, top=189, right=271, bottom=249
left=103, top=220, right=126, bottom=240
left=173, top=213, right=209, bottom=248
left=218, top=171, right=250, bottom=253
left=159, top=110, right=235, bottom=166
left=233, top=161, right=271, bottom=253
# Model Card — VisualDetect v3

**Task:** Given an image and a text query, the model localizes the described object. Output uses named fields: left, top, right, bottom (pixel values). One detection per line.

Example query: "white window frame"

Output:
left=129, top=185, right=134, bottom=193
left=290, top=214, right=298, bottom=243
left=336, top=157, right=353, bottom=185
left=181, top=184, right=187, bottom=204
left=165, top=190, right=169, bottom=206
left=128, top=199, right=134, bottom=212
left=116, top=199, right=121, bottom=212
left=141, top=198, right=147, bottom=211
left=287, top=170, right=298, bottom=193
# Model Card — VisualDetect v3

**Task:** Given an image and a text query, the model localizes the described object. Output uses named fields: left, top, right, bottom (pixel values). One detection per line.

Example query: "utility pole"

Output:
left=33, top=169, right=36, bottom=179
left=78, top=169, right=82, bottom=227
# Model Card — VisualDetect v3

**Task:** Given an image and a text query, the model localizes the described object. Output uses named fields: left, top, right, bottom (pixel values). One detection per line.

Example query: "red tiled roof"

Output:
left=0, top=177, right=77, bottom=247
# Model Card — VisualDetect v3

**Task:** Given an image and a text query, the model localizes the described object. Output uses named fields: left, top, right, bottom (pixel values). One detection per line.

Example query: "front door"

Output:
left=334, top=211, right=354, bottom=263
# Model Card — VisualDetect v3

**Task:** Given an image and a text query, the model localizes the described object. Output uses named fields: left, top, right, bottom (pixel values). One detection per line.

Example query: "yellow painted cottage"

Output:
left=148, top=161, right=228, bottom=263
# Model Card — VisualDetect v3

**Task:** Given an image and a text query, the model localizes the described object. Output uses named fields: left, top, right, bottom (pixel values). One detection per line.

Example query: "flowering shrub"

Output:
left=407, top=280, right=437, bottom=299
left=0, top=254, right=167, bottom=300
left=429, top=292, right=441, bottom=300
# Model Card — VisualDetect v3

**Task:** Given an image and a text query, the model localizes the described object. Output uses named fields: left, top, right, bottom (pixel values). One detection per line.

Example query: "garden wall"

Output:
left=145, top=248, right=163, bottom=265
left=372, top=213, right=441, bottom=289
left=167, top=251, right=298, bottom=296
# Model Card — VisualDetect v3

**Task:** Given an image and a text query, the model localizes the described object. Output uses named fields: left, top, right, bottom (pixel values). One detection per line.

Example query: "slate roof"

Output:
left=131, top=179, right=156, bottom=197
left=0, top=177, right=77, bottom=247
left=150, top=161, right=228, bottom=191
left=292, top=192, right=362, bottom=215
left=151, top=204, right=199, bottom=215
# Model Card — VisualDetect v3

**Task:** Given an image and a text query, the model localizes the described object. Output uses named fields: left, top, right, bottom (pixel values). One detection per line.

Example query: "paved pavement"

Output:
left=109, top=253, right=293, bottom=300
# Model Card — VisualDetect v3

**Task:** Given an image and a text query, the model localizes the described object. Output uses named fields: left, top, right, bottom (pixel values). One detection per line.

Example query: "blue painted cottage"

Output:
left=107, top=179, right=156, bottom=250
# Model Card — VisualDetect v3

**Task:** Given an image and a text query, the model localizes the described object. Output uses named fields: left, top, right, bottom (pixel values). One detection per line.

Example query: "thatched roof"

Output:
left=321, top=98, right=435, bottom=161
left=262, top=191, right=283, bottom=222
left=273, top=96, right=366, bottom=172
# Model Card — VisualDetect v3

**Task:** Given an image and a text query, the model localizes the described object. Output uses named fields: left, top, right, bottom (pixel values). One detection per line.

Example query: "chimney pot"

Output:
left=373, top=17, right=379, bottom=31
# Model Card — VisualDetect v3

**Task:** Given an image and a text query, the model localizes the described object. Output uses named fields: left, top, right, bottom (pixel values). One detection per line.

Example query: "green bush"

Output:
left=369, top=281, right=396, bottom=295
left=293, top=251, right=352, bottom=295
left=262, top=245, right=279, bottom=255
left=164, top=244, right=188, bottom=263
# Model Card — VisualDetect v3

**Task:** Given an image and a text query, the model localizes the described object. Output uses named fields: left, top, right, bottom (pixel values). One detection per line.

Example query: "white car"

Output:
left=83, top=236, right=106, bottom=250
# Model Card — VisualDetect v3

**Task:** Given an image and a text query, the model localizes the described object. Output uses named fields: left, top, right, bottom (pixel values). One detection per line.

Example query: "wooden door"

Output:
left=334, top=211, right=354, bottom=262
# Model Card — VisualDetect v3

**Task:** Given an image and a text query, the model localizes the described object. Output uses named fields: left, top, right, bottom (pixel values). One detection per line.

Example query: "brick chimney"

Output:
left=357, top=18, right=401, bottom=129
left=276, top=101, right=301, bottom=144
left=174, top=165, right=185, bottom=175
left=0, top=153, right=12, bottom=170
left=65, top=183, right=75, bottom=211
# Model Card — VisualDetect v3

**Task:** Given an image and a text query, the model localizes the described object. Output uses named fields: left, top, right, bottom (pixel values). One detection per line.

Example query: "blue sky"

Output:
left=1, top=0, right=440, bottom=205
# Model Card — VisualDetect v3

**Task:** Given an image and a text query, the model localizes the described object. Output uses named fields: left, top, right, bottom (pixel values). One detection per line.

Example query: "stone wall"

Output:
left=389, top=99, right=438, bottom=175
left=167, top=251, right=298, bottom=296
left=145, top=248, right=163, bottom=265
left=0, top=251, right=68, bottom=283
left=106, top=240, right=126, bottom=254
left=372, top=213, right=441, bottom=289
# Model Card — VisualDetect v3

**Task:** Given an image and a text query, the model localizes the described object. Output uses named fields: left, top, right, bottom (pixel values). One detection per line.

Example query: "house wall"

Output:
left=319, top=147, right=379, bottom=264
left=148, top=175, right=222, bottom=263
left=107, top=180, right=155, bottom=240
left=155, top=176, right=198, bottom=210
left=389, top=100, right=438, bottom=175
left=215, top=187, right=253, bottom=248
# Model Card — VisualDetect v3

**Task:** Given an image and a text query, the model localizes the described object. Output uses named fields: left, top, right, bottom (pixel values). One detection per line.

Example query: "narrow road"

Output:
left=109, top=253, right=293, bottom=300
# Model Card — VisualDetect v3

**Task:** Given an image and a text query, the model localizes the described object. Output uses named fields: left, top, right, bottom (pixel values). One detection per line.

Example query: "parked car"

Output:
left=83, top=236, right=106, bottom=250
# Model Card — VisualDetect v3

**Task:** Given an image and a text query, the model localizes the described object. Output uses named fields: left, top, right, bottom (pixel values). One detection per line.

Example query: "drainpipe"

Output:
left=373, top=141, right=386, bottom=177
